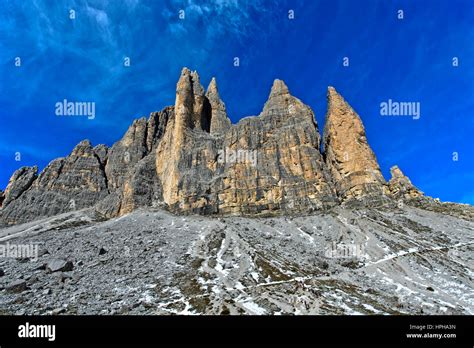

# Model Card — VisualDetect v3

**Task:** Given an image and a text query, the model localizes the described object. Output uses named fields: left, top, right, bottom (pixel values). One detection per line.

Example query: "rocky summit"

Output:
left=0, top=68, right=473, bottom=315
left=0, top=68, right=446, bottom=225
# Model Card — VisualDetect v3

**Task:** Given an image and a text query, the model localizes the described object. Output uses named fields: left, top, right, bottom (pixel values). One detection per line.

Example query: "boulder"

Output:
left=46, top=259, right=74, bottom=273
left=6, top=279, right=27, bottom=293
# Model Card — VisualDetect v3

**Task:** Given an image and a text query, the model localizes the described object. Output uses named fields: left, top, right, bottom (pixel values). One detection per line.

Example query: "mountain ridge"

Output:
left=0, top=68, right=471, bottom=225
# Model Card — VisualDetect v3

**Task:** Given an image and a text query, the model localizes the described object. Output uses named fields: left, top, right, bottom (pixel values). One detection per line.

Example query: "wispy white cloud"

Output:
left=163, top=0, right=266, bottom=41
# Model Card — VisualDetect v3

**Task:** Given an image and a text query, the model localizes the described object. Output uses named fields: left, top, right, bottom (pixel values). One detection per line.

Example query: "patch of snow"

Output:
left=240, top=300, right=267, bottom=315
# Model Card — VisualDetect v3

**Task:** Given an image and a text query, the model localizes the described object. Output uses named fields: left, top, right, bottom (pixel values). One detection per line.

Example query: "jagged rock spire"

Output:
left=2, top=166, right=38, bottom=208
left=388, top=165, right=423, bottom=199
left=190, top=70, right=210, bottom=131
left=71, top=139, right=93, bottom=156
left=206, top=77, right=219, bottom=96
left=269, top=79, right=290, bottom=98
left=174, top=67, right=211, bottom=133
left=260, top=79, right=317, bottom=129
left=206, top=77, right=231, bottom=134
left=157, top=67, right=199, bottom=207
left=190, top=70, right=205, bottom=96
left=323, top=86, right=385, bottom=201
left=390, top=166, right=411, bottom=182
left=262, top=79, right=292, bottom=115
left=175, top=67, right=195, bottom=130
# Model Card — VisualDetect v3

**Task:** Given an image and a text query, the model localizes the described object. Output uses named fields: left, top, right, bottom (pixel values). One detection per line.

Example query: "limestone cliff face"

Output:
left=97, top=107, right=173, bottom=217
left=155, top=74, right=336, bottom=215
left=214, top=79, right=336, bottom=214
left=323, top=87, right=386, bottom=202
left=0, top=68, right=429, bottom=225
left=2, top=166, right=38, bottom=207
left=105, top=117, right=148, bottom=190
left=0, top=140, right=109, bottom=224
left=146, top=107, right=172, bottom=152
left=156, top=68, right=211, bottom=208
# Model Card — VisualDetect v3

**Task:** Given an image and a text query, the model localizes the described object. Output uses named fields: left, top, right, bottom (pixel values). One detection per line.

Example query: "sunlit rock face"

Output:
left=323, top=87, right=386, bottom=202
left=155, top=72, right=336, bottom=215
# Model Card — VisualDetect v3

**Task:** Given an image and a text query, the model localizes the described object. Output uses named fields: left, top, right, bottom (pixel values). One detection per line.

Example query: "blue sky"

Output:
left=0, top=0, right=473, bottom=204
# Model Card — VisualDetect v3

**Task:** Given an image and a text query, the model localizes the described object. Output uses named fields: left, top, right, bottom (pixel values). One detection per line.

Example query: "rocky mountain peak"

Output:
left=206, top=77, right=219, bottom=100
left=206, top=77, right=231, bottom=134
left=71, top=139, right=94, bottom=157
left=269, top=79, right=290, bottom=99
left=261, top=79, right=312, bottom=121
left=93, top=144, right=108, bottom=167
left=388, top=165, right=423, bottom=199
left=190, top=70, right=205, bottom=96
left=0, top=68, right=437, bottom=226
left=2, top=166, right=38, bottom=208
left=327, top=85, right=337, bottom=96
left=175, top=68, right=194, bottom=125
left=175, top=67, right=210, bottom=132
left=326, top=86, right=352, bottom=113
left=177, top=67, right=192, bottom=88
left=323, top=86, right=386, bottom=201
left=390, top=165, right=406, bottom=179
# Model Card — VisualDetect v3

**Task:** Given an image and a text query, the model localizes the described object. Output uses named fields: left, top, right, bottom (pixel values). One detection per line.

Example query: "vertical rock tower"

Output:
left=323, top=87, right=386, bottom=202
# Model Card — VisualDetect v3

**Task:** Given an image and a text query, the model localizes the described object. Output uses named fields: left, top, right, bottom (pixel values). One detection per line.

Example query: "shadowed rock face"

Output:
left=146, top=107, right=173, bottom=152
left=0, top=141, right=109, bottom=225
left=105, top=117, right=149, bottom=190
left=2, top=166, right=38, bottom=207
left=1, top=68, right=434, bottom=225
